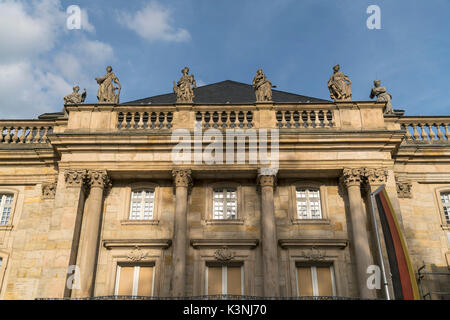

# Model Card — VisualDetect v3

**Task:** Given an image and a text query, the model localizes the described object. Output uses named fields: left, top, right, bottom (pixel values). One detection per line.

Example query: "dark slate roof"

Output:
left=122, top=80, right=328, bottom=105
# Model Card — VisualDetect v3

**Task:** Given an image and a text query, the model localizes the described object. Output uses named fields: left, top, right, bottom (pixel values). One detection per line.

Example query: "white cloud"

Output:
left=117, top=1, right=191, bottom=42
left=0, top=0, right=113, bottom=119
left=81, top=8, right=95, bottom=33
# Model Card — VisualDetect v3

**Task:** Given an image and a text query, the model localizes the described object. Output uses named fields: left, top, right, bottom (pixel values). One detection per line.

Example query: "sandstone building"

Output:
left=0, top=77, right=449, bottom=300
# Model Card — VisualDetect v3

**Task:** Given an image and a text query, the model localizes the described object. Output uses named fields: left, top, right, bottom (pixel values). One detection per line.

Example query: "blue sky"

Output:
left=0, top=0, right=449, bottom=118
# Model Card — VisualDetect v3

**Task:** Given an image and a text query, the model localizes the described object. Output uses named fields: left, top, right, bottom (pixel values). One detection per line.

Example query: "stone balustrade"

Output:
left=0, top=121, right=54, bottom=144
left=196, top=109, right=254, bottom=129
left=117, top=110, right=173, bottom=130
left=400, top=117, right=450, bottom=143
left=275, top=107, right=336, bottom=128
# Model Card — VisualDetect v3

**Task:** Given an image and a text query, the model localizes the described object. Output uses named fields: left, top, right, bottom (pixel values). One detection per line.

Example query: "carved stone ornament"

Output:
left=64, top=169, right=88, bottom=188
left=127, top=246, right=148, bottom=262
left=87, top=170, right=111, bottom=189
left=172, top=169, right=193, bottom=189
left=396, top=180, right=412, bottom=198
left=300, top=246, right=327, bottom=261
left=173, top=67, right=197, bottom=103
left=64, top=85, right=86, bottom=105
left=95, top=66, right=121, bottom=104
left=328, top=64, right=352, bottom=102
left=214, top=246, right=235, bottom=262
left=341, top=168, right=363, bottom=187
left=257, top=168, right=278, bottom=188
left=42, top=182, right=57, bottom=199
left=363, top=167, right=388, bottom=185
left=252, top=69, right=274, bottom=102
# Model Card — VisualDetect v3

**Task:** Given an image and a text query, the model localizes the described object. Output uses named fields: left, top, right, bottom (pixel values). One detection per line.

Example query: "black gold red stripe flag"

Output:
left=373, top=187, right=420, bottom=300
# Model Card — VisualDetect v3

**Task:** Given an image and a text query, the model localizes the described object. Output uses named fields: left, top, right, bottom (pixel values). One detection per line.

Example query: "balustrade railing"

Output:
left=275, top=109, right=335, bottom=128
left=196, top=110, right=254, bottom=129
left=117, top=111, right=173, bottom=130
left=400, top=118, right=450, bottom=143
left=0, top=122, right=53, bottom=144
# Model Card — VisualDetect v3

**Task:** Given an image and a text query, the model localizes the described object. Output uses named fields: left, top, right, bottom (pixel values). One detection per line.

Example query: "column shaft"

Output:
left=171, top=169, right=192, bottom=297
left=258, top=174, right=280, bottom=297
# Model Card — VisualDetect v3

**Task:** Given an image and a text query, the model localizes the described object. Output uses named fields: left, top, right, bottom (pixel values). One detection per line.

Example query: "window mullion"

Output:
left=223, top=189, right=227, bottom=219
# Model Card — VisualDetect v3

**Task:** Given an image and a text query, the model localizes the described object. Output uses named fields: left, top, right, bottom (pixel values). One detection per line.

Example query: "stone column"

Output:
left=72, top=170, right=110, bottom=298
left=171, top=169, right=192, bottom=297
left=257, top=169, right=280, bottom=297
left=341, top=168, right=375, bottom=299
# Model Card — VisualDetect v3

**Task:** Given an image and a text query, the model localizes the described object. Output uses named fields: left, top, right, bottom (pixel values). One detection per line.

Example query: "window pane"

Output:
left=441, top=193, right=450, bottom=224
left=213, top=188, right=237, bottom=220
left=0, top=194, right=13, bottom=225
left=129, top=189, right=155, bottom=220
left=296, top=188, right=322, bottom=219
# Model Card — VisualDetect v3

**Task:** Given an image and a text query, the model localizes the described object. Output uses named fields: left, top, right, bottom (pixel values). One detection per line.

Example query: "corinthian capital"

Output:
left=363, top=168, right=388, bottom=185
left=172, top=169, right=193, bottom=188
left=341, top=168, right=363, bottom=187
left=64, top=169, right=88, bottom=188
left=87, top=170, right=111, bottom=189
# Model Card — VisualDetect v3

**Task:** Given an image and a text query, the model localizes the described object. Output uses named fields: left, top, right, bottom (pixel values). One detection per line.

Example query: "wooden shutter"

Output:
left=137, top=266, right=154, bottom=296
left=227, top=266, right=242, bottom=295
left=316, top=266, right=333, bottom=296
left=207, top=266, right=222, bottom=295
left=297, top=266, right=313, bottom=296
left=117, top=266, right=134, bottom=295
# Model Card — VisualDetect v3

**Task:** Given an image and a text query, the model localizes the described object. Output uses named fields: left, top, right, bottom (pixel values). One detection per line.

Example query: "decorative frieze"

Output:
left=41, top=182, right=57, bottom=199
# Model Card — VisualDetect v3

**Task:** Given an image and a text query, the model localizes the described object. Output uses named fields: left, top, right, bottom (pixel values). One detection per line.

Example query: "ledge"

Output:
left=190, top=238, right=259, bottom=249
left=0, top=225, right=13, bottom=231
left=103, top=239, right=172, bottom=250
left=120, top=220, right=160, bottom=226
left=291, top=219, right=331, bottom=225
left=204, top=219, right=245, bottom=225
left=278, top=238, right=348, bottom=249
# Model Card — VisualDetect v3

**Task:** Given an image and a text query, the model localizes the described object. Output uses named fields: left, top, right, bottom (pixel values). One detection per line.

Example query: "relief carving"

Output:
left=214, top=246, right=235, bottom=262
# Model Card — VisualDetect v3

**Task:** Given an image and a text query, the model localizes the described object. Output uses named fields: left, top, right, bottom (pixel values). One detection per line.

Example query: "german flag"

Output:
left=374, top=187, right=420, bottom=300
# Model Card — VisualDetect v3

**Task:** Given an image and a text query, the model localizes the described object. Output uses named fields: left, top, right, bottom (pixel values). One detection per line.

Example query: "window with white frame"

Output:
left=206, top=264, right=243, bottom=295
left=0, top=194, right=13, bottom=225
left=115, top=264, right=155, bottom=297
left=296, top=188, right=322, bottom=219
left=440, top=192, right=450, bottom=224
left=213, top=188, right=237, bottom=220
left=296, top=265, right=336, bottom=297
left=129, top=189, right=155, bottom=220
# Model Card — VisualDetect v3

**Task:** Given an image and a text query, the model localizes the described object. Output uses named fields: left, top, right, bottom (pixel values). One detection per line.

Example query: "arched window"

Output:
left=0, top=194, right=14, bottom=225
left=129, top=189, right=155, bottom=220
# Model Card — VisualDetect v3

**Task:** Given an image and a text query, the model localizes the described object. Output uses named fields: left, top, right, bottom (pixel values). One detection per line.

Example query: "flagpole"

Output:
left=370, top=184, right=391, bottom=300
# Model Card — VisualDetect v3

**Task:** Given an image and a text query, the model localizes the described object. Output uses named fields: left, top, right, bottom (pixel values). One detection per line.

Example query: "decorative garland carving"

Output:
left=214, top=246, right=235, bottom=262
left=41, top=182, right=57, bottom=199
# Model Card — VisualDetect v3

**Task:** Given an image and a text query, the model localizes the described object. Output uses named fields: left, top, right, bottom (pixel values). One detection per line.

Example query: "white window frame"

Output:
left=440, top=192, right=450, bottom=224
left=0, top=194, right=14, bottom=226
left=212, top=188, right=238, bottom=220
left=129, top=189, right=155, bottom=220
left=296, top=265, right=336, bottom=297
left=205, top=265, right=244, bottom=295
left=295, top=188, right=322, bottom=219
left=114, top=264, right=155, bottom=297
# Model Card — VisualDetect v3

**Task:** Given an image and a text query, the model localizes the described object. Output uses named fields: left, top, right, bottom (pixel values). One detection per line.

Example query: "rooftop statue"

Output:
left=64, top=86, right=86, bottom=105
left=370, top=80, right=394, bottom=114
left=328, top=64, right=352, bottom=101
left=95, top=66, right=121, bottom=104
left=252, top=69, right=274, bottom=102
left=173, top=67, right=197, bottom=103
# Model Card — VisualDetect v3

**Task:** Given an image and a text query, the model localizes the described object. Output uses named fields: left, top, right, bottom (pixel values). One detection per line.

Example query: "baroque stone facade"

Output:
left=0, top=79, right=449, bottom=300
